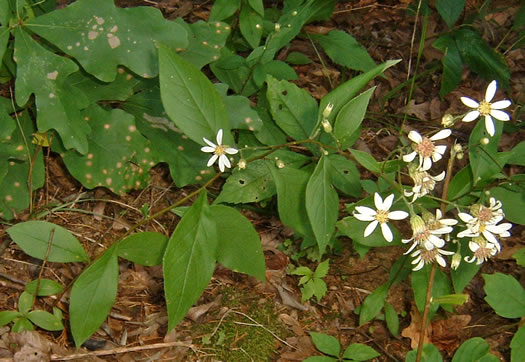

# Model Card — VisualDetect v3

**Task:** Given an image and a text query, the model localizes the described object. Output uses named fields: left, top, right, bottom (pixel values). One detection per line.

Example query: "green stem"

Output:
left=415, top=262, right=436, bottom=362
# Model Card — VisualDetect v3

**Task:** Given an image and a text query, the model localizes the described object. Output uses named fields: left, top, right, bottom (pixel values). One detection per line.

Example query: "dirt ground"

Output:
left=1, top=0, right=524, bottom=361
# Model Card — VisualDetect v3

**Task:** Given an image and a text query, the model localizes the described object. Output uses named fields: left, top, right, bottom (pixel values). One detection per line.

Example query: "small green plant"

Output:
left=291, top=259, right=329, bottom=302
left=305, top=332, right=379, bottom=361
left=0, top=280, right=64, bottom=332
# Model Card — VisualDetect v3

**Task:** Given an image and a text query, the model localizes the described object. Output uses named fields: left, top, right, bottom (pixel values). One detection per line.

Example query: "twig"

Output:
left=50, top=341, right=197, bottom=361
left=415, top=263, right=436, bottom=362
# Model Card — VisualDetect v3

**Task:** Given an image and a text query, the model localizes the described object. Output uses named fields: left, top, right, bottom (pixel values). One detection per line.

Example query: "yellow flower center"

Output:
left=416, top=137, right=435, bottom=158
left=477, top=206, right=493, bottom=223
left=214, top=145, right=226, bottom=156
left=473, top=245, right=492, bottom=261
left=420, top=248, right=439, bottom=264
left=479, top=101, right=491, bottom=116
left=375, top=210, right=389, bottom=224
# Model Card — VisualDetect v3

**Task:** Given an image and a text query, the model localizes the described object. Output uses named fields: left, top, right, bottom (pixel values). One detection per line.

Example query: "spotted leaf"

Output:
left=26, top=0, right=188, bottom=82
left=58, top=105, right=155, bottom=195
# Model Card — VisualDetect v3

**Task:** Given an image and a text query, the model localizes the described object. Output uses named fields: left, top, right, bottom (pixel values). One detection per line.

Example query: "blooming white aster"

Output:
left=353, top=193, right=409, bottom=242
left=424, top=209, right=458, bottom=231
left=457, top=217, right=511, bottom=251
left=403, top=215, right=452, bottom=253
left=403, top=129, right=452, bottom=171
left=464, top=237, right=499, bottom=265
left=201, top=129, right=238, bottom=172
left=404, top=164, right=445, bottom=202
left=460, top=80, right=511, bottom=137
left=410, top=245, right=454, bottom=271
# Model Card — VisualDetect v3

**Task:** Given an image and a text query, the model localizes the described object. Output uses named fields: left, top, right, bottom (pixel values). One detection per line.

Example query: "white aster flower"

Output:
left=464, top=236, right=499, bottom=265
left=457, top=217, right=511, bottom=251
left=460, top=80, right=511, bottom=137
left=424, top=209, right=458, bottom=231
left=201, top=129, right=238, bottom=172
left=403, top=215, right=452, bottom=253
left=404, top=164, right=445, bottom=202
left=403, top=129, right=452, bottom=171
left=411, top=246, right=455, bottom=271
left=353, top=193, right=409, bottom=242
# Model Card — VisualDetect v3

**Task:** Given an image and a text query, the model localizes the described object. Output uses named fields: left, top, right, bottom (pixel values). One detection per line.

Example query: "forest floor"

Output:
left=1, top=0, right=524, bottom=361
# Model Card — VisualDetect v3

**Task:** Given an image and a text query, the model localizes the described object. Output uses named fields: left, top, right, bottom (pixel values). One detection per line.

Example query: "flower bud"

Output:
left=323, top=103, right=334, bottom=118
left=238, top=159, right=247, bottom=170
left=255, top=23, right=261, bottom=29
left=456, top=153, right=463, bottom=160
left=453, top=144, right=462, bottom=153
left=481, top=137, right=490, bottom=145
left=276, top=159, right=285, bottom=169
left=451, top=252, right=461, bottom=270
left=321, top=119, right=332, bottom=133
left=441, top=114, right=454, bottom=128
left=274, top=23, right=281, bottom=32
left=410, top=215, right=426, bottom=234
left=292, top=10, right=298, bottom=16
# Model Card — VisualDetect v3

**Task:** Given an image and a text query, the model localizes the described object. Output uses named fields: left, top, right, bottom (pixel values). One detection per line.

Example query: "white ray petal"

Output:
left=490, top=109, right=510, bottom=121
left=408, top=130, right=422, bottom=143
left=462, top=110, right=480, bottom=122
left=485, top=80, right=497, bottom=102
left=461, top=96, right=479, bottom=108
left=491, top=100, right=511, bottom=109
left=388, top=210, right=409, bottom=220
left=430, top=129, right=452, bottom=141
left=484, top=115, right=495, bottom=136
left=380, top=223, right=393, bottom=242
left=364, top=220, right=379, bottom=237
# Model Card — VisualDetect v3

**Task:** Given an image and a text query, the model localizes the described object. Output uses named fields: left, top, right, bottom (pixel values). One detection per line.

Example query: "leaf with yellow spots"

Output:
left=14, top=27, right=91, bottom=154
left=56, top=104, right=155, bottom=195
left=25, top=0, right=188, bottom=82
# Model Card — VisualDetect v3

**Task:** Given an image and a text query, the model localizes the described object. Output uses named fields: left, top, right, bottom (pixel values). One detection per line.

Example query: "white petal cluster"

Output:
left=403, top=129, right=451, bottom=171
left=353, top=193, right=409, bottom=242
left=410, top=246, right=455, bottom=271
left=404, top=164, right=445, bottom=202
left=201, top=129, right=238, bottom=172
left=460, top=80, right=511, bottom=137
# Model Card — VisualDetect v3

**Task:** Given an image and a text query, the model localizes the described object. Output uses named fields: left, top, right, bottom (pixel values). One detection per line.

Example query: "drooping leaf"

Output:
left=25, top=279, right=64, bottom=297
left=483, top=273, right=525, bottom=318
left=59, top=105, right=155, bottom=195
left=209, top=0, right=240, bottom=21
left=433, top=34, right=463, bottom=98
left=26, top=0, right=188, bottom=82
left=215, top=160, right=275, bottom=204
left=14, top=27, right=90, bottom=154
left=310, top=332, right=341, bottom=357
left=211, top=205, right=265, bottom=281
left=334, top=87, right=375, bottom=149
left=435, top=0, right=465, bottom=27
left=159, top=45, right=233, bottom=145
left=118, top=232, right=168, bottom=266
left=163, top=192, right=218, bottom=330
left=359, top=283, right=388, bottom=325
left=27, top=310, right=63, bottom=331
left=70, top=245, right=119, bottom=347
left=7, top=221, right=89, bottom=263
left=342, top=343, right=380, bottom=361
left=306, top=156, right=339, bottom=253
left=451, top=337, right=499, bottom=362
left=266, top=75, right=318, bottom=141
left=311, top=30, right=375, bottom=73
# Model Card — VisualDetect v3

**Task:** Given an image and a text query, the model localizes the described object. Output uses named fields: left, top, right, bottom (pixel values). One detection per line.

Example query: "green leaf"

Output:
left=318, top=60, right=400, bottom=133
left=27, top=0, right=188, bottom=82
left=312, top=278, right=327, bottom=302
left=58, top=105, right=155, bottom=195
left=433, top=34, right=463, bottom=97
left=447, top=166, right=473, bottom=201
left=285, top=51, right=312, bottom=65
left=349, top=149, right=380, bottom=174
left=359, top=283, right=388, bottom=325
left=211, top=205, right=265, bottom=281
left=337, top=216, right=402, bottom=247
left=7, top=221, right=89, bottom=263
left=384, top=302, right=399, bottom=336
left=301, top=279, right=316, bottom=302
left=431, top=294, right=469, bottom=306
left=215, top=160, right=275, bottom=204
left=303, top=357, right=337, bottom=362
left=70, top=245, right=119, bottom=347
left=451, top=240, right=481, bottom=293
left=12, top=317, right=34, bottom=332
left=334, top=87, right=375, bottom=149
left=0, top=25, right=9, bottom=64
left=209, top=0, right=240, bottom=21
left=247, top=0, right=264, bottom=16
left=342, top=343, right=380, bottom=361
left=118, top=232, right=168, bottom=266
left=263, top=60, right=298, bottom=81
left=435, top=0, right=465, bottom=27
left=67, top=68, right=139, bottom=103
left=489, top=185, right=525, bottom=225
left=412, top=267, right=451, bottom=316
left=14, top=27, right=89, bottom=154
left=222, top=94, right=263, bottom=132
left=292, top=266, right=313, bottom=278
left=163, top=192, right=217, bottom=331
left=269, top=164, right=314, bottom=238
left=159, top=45, right=232, bottom=145
left=469, top=120, right=508, bottom=185
left=306, top=156, right=338, bottom=253
left=25, top=279, right=63, bottom=297
left=511, top=324, right=525, bottom=362
left=507, top=141, right=525, bottom=166
left=27, top=310, right=63, bottom=331
left=327, top=154, right=361, bottom=197
left=310, top=332, right=341, bottom=357
left=123, top=86, right=214, bottom=188
left=406, top=343, right=443, bottom=362
left=513, top=248, right=525, bottom=267
left=483, top=273, right=525, bottom=318
left=311, top=30, right=375, bottom=72
left=18, top=292, right=34, bottom=315
left=0, top=311, right=22, bottom=327
left=451, top=337, right=499, bottom=362
left=314, top=259, right=330, bottom=279
left=239, top=4, right=263, bottom=48
left=455, top=28, right=510, bottom=87
left=266, top=75, right=318, bottom=141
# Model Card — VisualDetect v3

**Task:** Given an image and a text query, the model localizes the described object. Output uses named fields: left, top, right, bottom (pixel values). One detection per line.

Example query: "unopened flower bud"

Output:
left=410, top=215, right=426, bottom=234
left=321, top=119, right=332, bottom=133
left=255, top=23, right=261, bottom=29
left=292, top=10, right=298, bottom=16
left=456, top=153, right=463, bottom=160
left=238, top=159, right=247, bottom=170
left=276, top=159, right=285, bottom=168
left=454, top=144, right=462, bottom=153
left=481, top=137, right=490, bottom=145
left=274, top=23, right=280, bottom=32
left=441, top=114, right=454, bottom=128
left=323, top=103, right=334, bottom=118
left=451, top=252, right=461, bottom=270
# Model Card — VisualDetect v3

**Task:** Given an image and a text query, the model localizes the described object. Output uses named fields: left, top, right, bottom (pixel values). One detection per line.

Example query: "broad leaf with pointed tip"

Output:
left=14, top=28, right=90, bottom=154
left=58, top=105, right=155, bottom=195
left=26, top=0, right=188, bottom=82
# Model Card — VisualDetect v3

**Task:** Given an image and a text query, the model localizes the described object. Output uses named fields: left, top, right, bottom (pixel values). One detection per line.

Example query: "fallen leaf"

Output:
left=407, top=100, right=430, bottom=121
left=401, top=307, right=431, bottom=349
left=186, top=295, right=222, bottom=322
left=10, top=331, right=52, bottom=362
left=430, top=314, right=471, bottom=355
